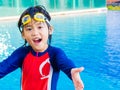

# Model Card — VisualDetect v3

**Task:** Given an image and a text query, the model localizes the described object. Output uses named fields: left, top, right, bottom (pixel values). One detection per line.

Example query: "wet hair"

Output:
left=18, top=5, right=52, bottom=46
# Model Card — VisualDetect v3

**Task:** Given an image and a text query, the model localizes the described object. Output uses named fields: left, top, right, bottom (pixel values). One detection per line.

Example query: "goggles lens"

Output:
left=21, top=13, right=46, bottom=26
left=22, top=15, right=31, bottom=26
left=34, top=13, right=45, bottom=22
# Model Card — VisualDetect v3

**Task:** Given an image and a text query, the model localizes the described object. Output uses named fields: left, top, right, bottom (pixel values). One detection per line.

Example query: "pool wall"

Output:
left=0, top=0, right=106, bottom=17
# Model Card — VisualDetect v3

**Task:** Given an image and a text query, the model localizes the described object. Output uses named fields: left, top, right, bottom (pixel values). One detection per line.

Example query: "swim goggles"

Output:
left=21, top=13, right=46, bottom=26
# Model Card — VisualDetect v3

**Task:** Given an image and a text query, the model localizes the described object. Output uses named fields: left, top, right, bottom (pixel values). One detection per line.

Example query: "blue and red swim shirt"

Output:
left=0, top=45, right=76, bottom=90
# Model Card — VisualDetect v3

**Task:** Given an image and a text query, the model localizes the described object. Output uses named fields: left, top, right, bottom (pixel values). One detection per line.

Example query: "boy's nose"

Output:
left=32, top=29, right=39, bottom=36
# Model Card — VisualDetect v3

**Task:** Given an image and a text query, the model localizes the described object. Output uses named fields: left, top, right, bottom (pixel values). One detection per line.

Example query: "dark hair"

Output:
left=18, top=5, right=52, bottom=46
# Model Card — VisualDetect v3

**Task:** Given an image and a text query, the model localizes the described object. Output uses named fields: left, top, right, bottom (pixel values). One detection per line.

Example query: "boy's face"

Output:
left=22, top=19, right=52, bottom=52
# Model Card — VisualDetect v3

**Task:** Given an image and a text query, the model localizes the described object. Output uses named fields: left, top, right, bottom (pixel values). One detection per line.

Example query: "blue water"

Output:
left=0, top=11, right=120, bottom=90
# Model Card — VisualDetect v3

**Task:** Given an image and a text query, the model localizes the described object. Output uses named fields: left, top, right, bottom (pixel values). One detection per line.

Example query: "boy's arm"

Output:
left=71, top=67, right=84, bottom=90
left=0, top=46, right=29, bottom=78
left=54, top=48, right=76, bottom=79
left=51, top=47, right=84, bottom=89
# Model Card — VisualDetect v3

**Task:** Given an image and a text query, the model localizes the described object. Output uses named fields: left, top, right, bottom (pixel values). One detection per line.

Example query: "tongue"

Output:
left=34, top=39, right=41, bottom=43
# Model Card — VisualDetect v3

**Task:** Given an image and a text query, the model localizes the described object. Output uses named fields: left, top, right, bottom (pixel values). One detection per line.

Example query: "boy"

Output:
left=0, top=5, right=84, bottom=90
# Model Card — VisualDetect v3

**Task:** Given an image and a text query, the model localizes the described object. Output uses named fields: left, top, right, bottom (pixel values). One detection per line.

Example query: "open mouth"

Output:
left=33, top=39, right=42, bottom=44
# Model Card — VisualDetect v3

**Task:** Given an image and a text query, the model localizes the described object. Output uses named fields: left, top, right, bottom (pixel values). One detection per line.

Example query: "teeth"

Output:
left=34, top=39, right=39, bottom=40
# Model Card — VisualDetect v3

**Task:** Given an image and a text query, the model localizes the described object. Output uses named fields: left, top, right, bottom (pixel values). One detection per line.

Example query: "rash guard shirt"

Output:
left=0, top=45, right=76, bottom=90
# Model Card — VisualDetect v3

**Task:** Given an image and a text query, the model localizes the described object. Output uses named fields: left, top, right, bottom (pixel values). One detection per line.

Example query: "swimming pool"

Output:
left=0, top=11, right=120, bottom=90
left=0, top=0, right=106, bottom=17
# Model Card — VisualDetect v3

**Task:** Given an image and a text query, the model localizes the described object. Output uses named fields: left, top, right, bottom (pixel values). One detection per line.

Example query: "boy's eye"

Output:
left=38, top=26, right=42, bottom=29
left=37, top=25, right=44, bottom=29
left=25, top=27, right=32, bottom=31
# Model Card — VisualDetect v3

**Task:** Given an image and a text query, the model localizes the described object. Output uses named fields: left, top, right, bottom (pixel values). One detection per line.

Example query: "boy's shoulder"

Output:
left=13, top=46, right=31, bottom=55
left=48, top=45, right=63, bottom=53
left=48, top=45, right=66, bottom=56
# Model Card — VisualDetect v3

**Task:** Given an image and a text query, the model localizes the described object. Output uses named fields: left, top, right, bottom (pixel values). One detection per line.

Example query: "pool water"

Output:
left=0, top=11, right=120, bottom=90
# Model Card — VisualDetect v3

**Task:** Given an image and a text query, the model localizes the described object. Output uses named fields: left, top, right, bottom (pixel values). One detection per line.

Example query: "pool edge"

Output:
left=0, top=7, right=107, bottom=22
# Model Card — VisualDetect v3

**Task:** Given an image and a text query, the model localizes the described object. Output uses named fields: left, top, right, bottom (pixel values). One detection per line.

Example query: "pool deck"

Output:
left=0, top=7, right=107, bottom=22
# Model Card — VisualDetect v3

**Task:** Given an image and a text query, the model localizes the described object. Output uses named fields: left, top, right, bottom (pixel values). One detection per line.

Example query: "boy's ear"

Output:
left=49, top=26, right=54, bottom=35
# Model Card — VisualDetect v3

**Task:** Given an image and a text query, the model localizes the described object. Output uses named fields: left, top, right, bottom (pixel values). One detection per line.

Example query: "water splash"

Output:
left=0, top=28, right=15, bottom=60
